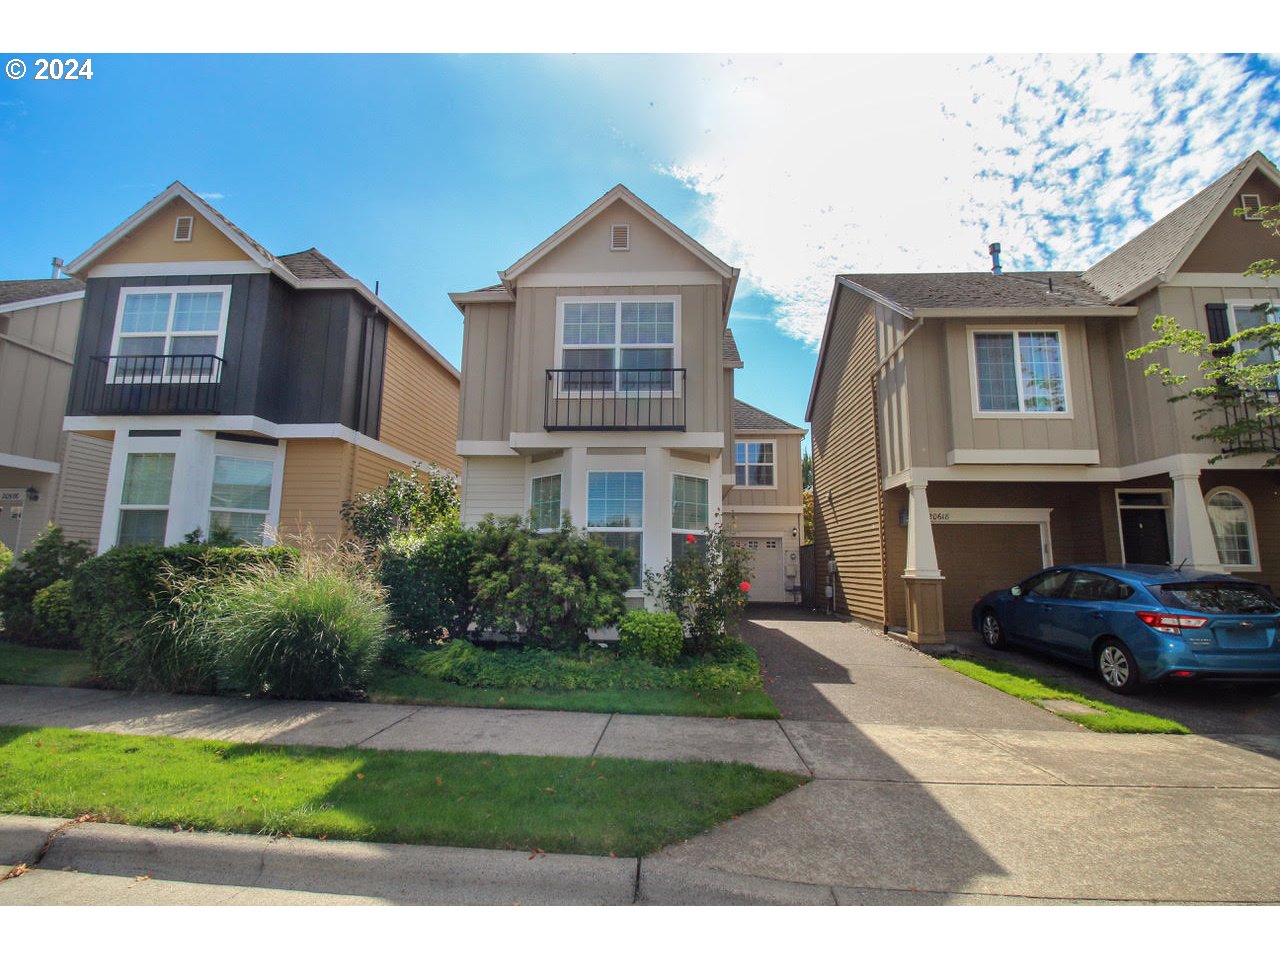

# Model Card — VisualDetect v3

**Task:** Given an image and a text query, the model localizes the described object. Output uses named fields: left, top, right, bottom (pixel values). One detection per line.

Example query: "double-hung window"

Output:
left=209, top=455, right=274, bottom=545
left=972, top=330, right=1068, bottom=414
left=111, top=286, right=231, bottom=381
left=587, top=471, right=643, bottom=589
left=735, top=441, right=775, bottom=487
left=117, top=452, right=175, bottom=546
left=530, top=474, right=563, bottom=532
left=558, top=297, right=678, bottom=392
left=671, top=474, right=709, bottom=558
left=1227, top=302, right=1280, bottom=387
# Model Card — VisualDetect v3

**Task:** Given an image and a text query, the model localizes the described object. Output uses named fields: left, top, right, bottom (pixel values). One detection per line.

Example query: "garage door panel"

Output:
left=736, top=536, right=786, bottom=603
left=934, top=524, right=1044, bottom=630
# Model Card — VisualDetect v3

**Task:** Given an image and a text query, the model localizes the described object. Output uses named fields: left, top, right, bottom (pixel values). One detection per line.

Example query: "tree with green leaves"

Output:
left=801, top=448, right=813, bottom=491
left=1127, top=202, right=1280, bottom=465
left=340, top=464, right=460, bottom=551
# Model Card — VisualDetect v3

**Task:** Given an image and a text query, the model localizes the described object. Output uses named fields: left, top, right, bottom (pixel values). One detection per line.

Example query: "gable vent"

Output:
left=610, top=223, right=630, bottom=251
left=173, top=216, right=195, bottom=241
left=1240, top=194, right=1265, bottom=220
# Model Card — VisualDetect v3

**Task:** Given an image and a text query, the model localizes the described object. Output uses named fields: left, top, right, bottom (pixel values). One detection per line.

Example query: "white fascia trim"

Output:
left=448, top=290, right=515, bottom=313
left=509, top=431, right=724, bottom=451
left=881, top=452, right=1278, bottom=490
left=1165, top=273, right=1280, bottom=291
left=913, top=307, right=1135, bottom=318
left=519, top=271, right=721, bottom=287
left=734, top=428, right=808, bottom=437
left=458, top=440, right=519, bottom=456
left=86, top=261, right=268, bottom=279
left=947, top=448, right=1100, bottom=465
left=0, top=452, right=61, bottom=474
left=60, top=415, right=442, bottom=473
left=723, top=505, right=804, bottom=514
left=0, top=290, right=85, bottom=313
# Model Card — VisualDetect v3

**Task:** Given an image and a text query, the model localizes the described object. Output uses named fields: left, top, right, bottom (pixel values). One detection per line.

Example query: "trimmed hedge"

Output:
left=0, top=526, right=92, bottom=647
left=378, top=522, right=476, bottom=643
left=416, top=638, right=765, bottom=693
left=618, top=609, right=683, bottom=666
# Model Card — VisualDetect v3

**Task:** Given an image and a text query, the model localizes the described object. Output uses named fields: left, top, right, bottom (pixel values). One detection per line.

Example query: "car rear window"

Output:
left=1156, top=583, right=1280, bottom=615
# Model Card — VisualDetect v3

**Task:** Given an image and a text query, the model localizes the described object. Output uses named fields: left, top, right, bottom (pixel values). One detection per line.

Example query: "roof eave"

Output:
left=911, top=306, right=1138, bottom=318
left=0, top=289, right=86, bottom=313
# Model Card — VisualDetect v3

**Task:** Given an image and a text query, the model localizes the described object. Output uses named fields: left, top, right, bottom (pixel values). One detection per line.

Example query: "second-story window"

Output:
left=736, top=441, right=775, bottom=487
left=972, top=330, right=1068, bottom=414
left=110, top=285, right=231, bottom=382
left=558, top=297, right=679, bottom=391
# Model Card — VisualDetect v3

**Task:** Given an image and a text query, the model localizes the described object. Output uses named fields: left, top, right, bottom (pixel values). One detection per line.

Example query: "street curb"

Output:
left=0, top=816, right=67, bottom=867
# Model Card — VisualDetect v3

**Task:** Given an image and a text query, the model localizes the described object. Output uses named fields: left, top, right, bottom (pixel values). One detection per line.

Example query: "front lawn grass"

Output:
left=940, top=658, right=1190, bottom=734
left=0, top=725, right=805, bottom=856
left=0, top=642, right=95, bottom=688
left=370, top=668, right=780, bottom=718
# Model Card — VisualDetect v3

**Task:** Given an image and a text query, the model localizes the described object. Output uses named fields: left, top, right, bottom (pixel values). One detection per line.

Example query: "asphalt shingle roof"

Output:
left=0, top=278, right=85, bottom=308
left=839, top=271, right=1111, bottom=311
left=722, top=328, right=742, bottom=365
left=278, top=248, right=352, bottom=281
left=734, top=398, right=801, bottom=432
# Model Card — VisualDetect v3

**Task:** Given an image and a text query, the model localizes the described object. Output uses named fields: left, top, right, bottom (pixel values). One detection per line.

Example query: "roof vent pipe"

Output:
left=988, top=242, right=1002, bottom=275
left=51, top=257, right=64, bottom=280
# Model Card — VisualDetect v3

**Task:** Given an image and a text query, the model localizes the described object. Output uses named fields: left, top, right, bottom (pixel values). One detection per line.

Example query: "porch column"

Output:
left=902, top=481, right=946, bottom=647
left=1169, top=471, right=1225, bottom=572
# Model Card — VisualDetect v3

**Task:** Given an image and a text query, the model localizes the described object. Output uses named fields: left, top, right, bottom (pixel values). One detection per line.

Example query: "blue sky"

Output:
left=2, top=52, right=1279, bottom=436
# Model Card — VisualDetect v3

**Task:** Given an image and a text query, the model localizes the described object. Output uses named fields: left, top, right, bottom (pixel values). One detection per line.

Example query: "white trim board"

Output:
left=723, top=505, right=804, bottom=514
left=0, top=452, right=61, bottom=474
left=947, top=448, right=1100, bottom=465
left=0, top=290, right=85, bottom=313
left=86, top=261, right=268, bottom=279
left=928, top=507, right=1054, bottom=569
left=883, top=452, right=1278, bottom=489
left=521, top=271, right=721, bottom=287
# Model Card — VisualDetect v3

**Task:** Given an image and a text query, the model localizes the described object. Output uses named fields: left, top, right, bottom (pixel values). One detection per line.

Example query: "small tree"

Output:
left=645, top=523, right=753, bottom=655
left=340, top=465, right=460, bottom=551
left=0, top=526, right=92, bottom=644
left=1127, top=201, right=1280, bottom=464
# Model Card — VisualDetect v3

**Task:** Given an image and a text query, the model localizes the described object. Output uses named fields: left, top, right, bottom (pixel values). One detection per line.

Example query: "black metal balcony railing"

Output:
left=81, top=354, right=224, bottom=415
left=1220, top=387, right=1280, bottom=455
left=544, top=368, right=686, bottom=431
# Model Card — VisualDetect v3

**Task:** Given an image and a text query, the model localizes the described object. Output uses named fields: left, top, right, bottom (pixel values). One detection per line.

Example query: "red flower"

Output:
left=686, top=534, right=696, bottom=543
left=740, top=581, right=751, bottom=592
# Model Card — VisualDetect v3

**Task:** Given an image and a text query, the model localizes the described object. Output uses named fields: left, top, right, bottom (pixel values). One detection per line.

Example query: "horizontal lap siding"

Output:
left=460, top=457, right=526, bottom=526
left=377, top=325, right=461, bottom=473
left=811, top=287, right=886, bottom=623
left=52, top=433, right=112, bottom=551
left=276, top=439, right=354, bottom=545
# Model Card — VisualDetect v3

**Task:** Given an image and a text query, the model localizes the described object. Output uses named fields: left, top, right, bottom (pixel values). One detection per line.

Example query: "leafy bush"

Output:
left=0, top=541, right=12, bottom=576
left=418, top=637, right=764, bottom=692
left=645, top=524, right=753, bottom=655
left=0, top=526, right=92, bottom=646
left=31, top=579, right=76, bottom=649
left=470, top=515, right=631, bottom=650
left=71, top=544, right=295, bottom=690
left=618, top=609, right=683, bottom=666
left=341, top=465, right=460, bottom=550
left=378, top=521, right=477, bottom=643
left=170, top=550, right=387, bottom=700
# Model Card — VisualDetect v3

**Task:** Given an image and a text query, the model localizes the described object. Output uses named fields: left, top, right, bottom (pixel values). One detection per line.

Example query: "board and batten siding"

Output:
left=810, top=285, right=887, bottom=623
left=723, top=432, right=803, bottom=508
left=460, top=457, right=526, bottom=526
left=458, top=302, right=514, bottom=443
left=1, top=297, right=80, bottom=465
left=378, top=323, right=460, bottom=473
left=51, top=432, right=112, bottom=551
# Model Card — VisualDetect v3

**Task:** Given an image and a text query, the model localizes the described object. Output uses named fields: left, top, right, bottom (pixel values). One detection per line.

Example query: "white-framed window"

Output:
left=530, top=474, right=562, bottom=532
left=587, top=470, right=644, bottom=590
left=970, top=329, right=1069, bottom=415
left=1226, top=301, right=1280, bottom=387
left=671, top=474, right=709, bottom=558
left=208, top=455, right=274, bottom=545
left=109, top=285, right=232, bottom=382
left=555, top=296, right=680, bottom=394
left=1205, top=486, right=1260, bottom=571
left=735, top=441, right=775, bottom=487
left=117, top=452, right=175, bottom=546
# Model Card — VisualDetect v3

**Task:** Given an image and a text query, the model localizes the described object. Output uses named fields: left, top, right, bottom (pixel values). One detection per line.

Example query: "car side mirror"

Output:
left=1010, top=586, right=1022, bottom=598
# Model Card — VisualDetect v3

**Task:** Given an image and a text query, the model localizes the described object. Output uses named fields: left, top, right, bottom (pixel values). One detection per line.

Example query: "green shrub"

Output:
left=0, top=541, right=12, bottom=576
left=378, top=521, right=476, bottom=642
left=418, top=638, right=764, bottom=693
left=341, top=465, right=460, bottom=551
left=0, top=526, right=92, bottom=646
left=645, top=524, right=753, bottom=655
left=618, top=609, right=683, bottom=666
left=70, top=543, right=295, bottom=690
left=31, top=579, right=76, bottom=649
left=176, top=551, right=388, bottom=700
left=470, top=514, right=631, bottom=650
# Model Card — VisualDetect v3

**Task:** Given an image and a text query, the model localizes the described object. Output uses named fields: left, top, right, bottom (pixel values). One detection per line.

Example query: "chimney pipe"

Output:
left=51, top=257, right=64, bottom=280
left=988, top=243, right=1002, bottom=275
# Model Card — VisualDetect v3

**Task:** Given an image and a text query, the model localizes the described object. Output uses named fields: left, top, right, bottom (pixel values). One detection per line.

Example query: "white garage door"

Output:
left=737, top=536, right=786, bottom=603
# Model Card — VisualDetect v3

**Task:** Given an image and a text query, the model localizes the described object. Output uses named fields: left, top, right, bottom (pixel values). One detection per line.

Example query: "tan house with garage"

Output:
left=60, top=182, right=460, bottom=550
left=0, top=279, right=112, bottom=553
left=808, top=151, right=1280, bottom=644
left=449, top=184, right=804, bottom=604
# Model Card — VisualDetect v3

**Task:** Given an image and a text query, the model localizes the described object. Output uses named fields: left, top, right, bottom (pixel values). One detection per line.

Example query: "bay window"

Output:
left=671, top=474, right=708, bottom=558
left=530, top=474, right=563, bottom=531
left=587, top=471, right=644, bottom=589
left=209, top=455, right=274, bottom=545
left=117, top=452, right=175, bottom=546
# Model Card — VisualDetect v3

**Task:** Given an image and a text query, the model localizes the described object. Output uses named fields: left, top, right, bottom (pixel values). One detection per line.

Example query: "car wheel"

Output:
left=980, top=610, right=1006, bottom=649
left=1096, top=639, right=1141, bottom=694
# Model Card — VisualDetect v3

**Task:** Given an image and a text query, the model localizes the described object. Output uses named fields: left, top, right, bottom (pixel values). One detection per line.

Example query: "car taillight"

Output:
left=1136, top=611, right=1209, bottom=634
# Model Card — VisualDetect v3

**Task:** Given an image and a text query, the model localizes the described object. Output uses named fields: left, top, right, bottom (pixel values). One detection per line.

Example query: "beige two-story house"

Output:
left=808, top=152, right=1280, bottom=644
left=449, top=185, right=804, bottom=603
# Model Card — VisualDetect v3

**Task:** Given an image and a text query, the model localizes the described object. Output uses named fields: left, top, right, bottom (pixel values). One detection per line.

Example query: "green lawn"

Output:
left=0, top=725, right=805, bottom=856
left=0, top=643, right=95, bottom=688
left=940, top=658, right=1189, bottom=734
left=370, top=668, right=781, bottom=719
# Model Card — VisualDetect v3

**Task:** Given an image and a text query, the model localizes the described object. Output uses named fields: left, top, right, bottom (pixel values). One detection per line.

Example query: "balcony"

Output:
left=544, top=368, right=686, bottom=431
left=1219, top=387, right=1280, bottom=455
left=79, top=354, right=225, bottom=416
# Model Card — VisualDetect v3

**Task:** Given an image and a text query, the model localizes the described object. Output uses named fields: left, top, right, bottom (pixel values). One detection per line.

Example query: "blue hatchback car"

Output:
left=971, top=564, right=1280, bottom=693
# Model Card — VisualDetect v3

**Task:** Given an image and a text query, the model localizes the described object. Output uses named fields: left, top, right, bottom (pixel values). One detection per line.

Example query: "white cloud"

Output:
left=658, top=55, right=1280, bottom=345
left=198, top=191, right=227, bottom=201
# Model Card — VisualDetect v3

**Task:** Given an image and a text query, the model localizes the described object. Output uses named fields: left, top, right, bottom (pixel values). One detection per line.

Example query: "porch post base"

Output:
left=903, top=576, right=947, bottom=647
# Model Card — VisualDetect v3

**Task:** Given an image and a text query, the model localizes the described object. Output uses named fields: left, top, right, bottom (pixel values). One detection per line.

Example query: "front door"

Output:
left=1120, top=508, right=1170, bottom=564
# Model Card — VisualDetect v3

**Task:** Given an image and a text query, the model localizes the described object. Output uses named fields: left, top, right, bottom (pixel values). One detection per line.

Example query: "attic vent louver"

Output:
left=610, top=224, right=630, bottom=251
left=1240, top=194, right=1265, bottom=220
left=174, top=216, right=195, bottom=241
